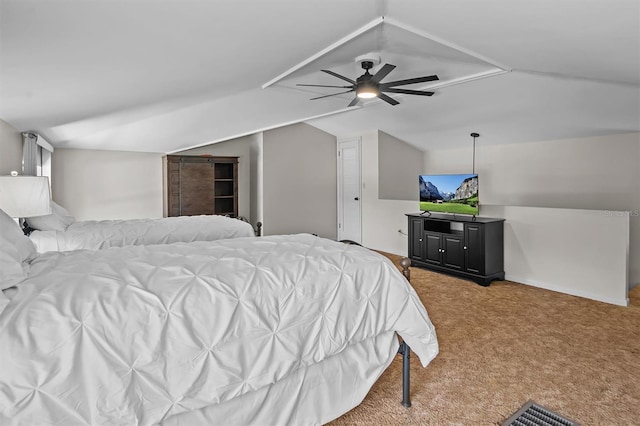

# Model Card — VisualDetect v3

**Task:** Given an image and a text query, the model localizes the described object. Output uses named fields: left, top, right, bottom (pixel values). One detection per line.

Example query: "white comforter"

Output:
left=28, top=215, right=256, bottom=253
left=0, top=234, right=438, bottom=425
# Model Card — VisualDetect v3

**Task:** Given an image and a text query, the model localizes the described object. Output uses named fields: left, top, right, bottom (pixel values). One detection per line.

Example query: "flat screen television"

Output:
left=419, top=173, right=479, bottom=216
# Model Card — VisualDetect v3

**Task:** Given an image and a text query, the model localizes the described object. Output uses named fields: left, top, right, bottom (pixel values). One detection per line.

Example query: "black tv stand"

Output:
left=406, top=213, right=505, bottom=286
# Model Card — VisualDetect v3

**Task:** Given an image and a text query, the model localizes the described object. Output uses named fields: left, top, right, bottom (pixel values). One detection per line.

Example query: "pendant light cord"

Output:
left=473, top=137, right=476, bottom=174
left=470, top=132, right=479, bottom=174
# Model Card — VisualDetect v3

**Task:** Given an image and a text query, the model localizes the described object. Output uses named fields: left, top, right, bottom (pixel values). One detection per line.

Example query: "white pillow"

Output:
left=26, top=200, right=75, bottom=232
left=0, top=208, right=38, bottom=290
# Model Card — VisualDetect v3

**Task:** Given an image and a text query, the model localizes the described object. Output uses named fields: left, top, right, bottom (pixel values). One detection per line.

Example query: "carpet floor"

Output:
left=329, top=254, right=640, bottom=425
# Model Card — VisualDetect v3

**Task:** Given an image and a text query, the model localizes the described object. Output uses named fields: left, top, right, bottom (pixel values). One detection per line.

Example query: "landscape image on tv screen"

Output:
left=419, top=173, right=479, bottom=215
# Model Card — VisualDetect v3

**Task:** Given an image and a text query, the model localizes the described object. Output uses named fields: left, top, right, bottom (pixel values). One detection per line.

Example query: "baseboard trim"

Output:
left=506, top=274, right=629, bottom=307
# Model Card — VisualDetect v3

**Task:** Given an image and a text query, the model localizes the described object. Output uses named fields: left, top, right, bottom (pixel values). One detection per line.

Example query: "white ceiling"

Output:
left=1, top=0, right=638, bottom=153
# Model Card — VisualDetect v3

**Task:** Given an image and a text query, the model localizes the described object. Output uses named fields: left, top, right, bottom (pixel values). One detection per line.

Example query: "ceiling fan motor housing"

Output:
left=357, top=64, right=374, bottom=83
left=356, top=64, right=378, bottom=98
left=361, top=60, right=374, bottom=71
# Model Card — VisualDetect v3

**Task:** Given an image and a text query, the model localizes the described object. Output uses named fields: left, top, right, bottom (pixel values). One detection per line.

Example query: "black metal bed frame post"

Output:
left=398, top=341, right=411, bottom=407
left=398, top=257, right=412, bottom=408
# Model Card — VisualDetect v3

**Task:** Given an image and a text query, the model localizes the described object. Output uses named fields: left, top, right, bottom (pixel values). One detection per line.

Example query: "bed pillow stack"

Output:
left=26, top=200, right=75, bottom=231
left=0, top=208, right=38, bottom=290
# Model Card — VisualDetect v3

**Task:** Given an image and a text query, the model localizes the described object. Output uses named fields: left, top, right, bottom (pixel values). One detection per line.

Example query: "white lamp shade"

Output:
left=0, top=176, right=51, bottom=218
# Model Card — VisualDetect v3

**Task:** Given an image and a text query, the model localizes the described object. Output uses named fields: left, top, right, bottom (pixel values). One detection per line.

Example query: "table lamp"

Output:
left=0, top=176, right=52, bottom=231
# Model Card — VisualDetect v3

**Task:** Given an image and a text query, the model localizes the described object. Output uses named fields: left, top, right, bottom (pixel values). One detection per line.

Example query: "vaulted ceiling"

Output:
left=1, top=0, right=638, bottom=153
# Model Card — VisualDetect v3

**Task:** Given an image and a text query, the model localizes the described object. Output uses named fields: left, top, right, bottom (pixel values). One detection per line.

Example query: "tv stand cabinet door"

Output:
left=424, top=232, right=443, bottom=265
left=464, top=223, right=485, bottom=274
left=442, top=234, right=464, bottom=270
left=409, top=217, right=425, bottom=262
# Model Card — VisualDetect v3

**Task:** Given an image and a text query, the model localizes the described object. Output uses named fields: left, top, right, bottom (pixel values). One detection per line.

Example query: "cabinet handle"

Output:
left=419, top=238, right=422, bottom=242
left=463, top=246, right=467, bottom=250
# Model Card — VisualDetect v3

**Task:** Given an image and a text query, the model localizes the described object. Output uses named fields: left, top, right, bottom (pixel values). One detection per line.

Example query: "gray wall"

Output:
left=0, top=119, right=22, bottom=175
left=359, top=131, right=416, bottom=255
left=262, top=123, right=337, bottom=239
left=248, top=133, right=263, bottom=229
left=378, top=130, right=422, bottom=200
left=52, top=148, right=164, bottom=220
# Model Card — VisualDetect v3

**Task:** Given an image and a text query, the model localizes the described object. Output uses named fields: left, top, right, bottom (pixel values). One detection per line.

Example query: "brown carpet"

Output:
left=329, top=254, right=640, bottom=425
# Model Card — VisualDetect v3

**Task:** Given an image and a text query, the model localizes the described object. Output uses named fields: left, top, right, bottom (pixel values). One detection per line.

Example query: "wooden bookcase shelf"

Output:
left=163, top=155, right=238, bottom=217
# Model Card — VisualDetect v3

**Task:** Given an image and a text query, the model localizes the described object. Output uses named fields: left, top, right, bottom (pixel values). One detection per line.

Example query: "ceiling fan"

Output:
left=297, top=60, right=439, bottom=107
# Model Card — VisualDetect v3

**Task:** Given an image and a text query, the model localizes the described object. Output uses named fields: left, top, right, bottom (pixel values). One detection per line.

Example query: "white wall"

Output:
left=52, top=148, right=163, bottom=220
left=483, top=205, right=629, bottom=305
left=0, top=118, right=22, bottom=175
left=177, top=134, right=255, bottom=222
left=262, top=123, right=337, bottom=238
left=423, top=132, right=640, bottom=288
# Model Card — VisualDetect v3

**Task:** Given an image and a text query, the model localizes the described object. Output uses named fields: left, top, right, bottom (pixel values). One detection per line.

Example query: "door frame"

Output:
left=337, top=137, right=362, bottom=242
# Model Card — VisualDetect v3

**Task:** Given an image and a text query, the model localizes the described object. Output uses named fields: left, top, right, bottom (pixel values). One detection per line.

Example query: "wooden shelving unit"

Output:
left=163, top=155, right=238, bottom=217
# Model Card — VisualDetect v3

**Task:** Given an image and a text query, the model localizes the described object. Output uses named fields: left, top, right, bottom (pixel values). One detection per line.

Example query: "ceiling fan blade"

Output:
left=297, top=83, right=353, bottom=89
left=347, top=97, right=360, bottom=107
left=309, top=89, right=354, bottom=100
left=321, top=69, right=356, bottom=84
left=371, top=63, right=396, bottom=83
left=377, top=93, right=400, bottom=106
left=380, top=75, right=439, bottom=88
left=383, top=88, right=434, bottom=96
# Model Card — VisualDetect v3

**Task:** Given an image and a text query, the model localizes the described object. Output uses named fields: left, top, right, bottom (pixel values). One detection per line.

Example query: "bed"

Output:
left=0, top=208, right=439, bottom=425
left=25, top=201, right=257, bottom=253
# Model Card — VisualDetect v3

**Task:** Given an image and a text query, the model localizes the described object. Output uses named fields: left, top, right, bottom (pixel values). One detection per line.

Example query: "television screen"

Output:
left=419, top=173, right=479, bottom=215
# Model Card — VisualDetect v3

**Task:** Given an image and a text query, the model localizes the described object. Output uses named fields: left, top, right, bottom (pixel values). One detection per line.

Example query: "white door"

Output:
left=337, top=138, right=362, bottom=243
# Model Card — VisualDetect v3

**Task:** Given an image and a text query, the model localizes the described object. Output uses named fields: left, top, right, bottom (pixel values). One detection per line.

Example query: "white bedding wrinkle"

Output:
left=0, top=208, right=38, bottom=290
left=25, top=201, right=75, bottom=232
left=28, top=214, right=256, bottom=253
left=0, top=234, right=438, bottom=425
left=0, top=291, right=9, bottom=315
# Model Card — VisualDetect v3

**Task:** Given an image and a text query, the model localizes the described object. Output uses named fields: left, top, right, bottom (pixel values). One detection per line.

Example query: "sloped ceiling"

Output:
left=0, top=0, right=638, bottom=153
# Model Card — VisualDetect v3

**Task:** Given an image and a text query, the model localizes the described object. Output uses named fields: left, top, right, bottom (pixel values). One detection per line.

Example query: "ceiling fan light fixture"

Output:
left=356, top=84, right=379, bottom=99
